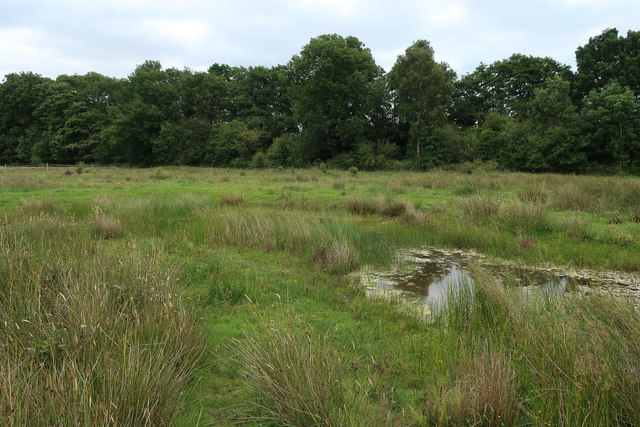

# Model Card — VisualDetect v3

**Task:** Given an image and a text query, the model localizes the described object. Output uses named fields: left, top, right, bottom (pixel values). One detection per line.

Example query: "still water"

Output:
left=358, top=248, right=640, bottom=309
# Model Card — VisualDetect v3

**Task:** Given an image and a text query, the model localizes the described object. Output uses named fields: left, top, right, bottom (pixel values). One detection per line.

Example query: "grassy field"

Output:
left=1, top=165, right=639, bottom=425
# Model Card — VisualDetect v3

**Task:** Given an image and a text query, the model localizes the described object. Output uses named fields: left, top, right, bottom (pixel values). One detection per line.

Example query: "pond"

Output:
left=357, top=248, right=640, bottom=314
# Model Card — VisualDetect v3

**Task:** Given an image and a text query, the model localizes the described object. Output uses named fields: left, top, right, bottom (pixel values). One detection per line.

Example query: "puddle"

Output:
left=357, top=248, right=640, bottom=313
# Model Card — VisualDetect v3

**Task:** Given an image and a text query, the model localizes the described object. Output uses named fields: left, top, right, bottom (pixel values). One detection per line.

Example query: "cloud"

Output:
left=291, top=0, right=365, bottom=18
left=2, top=0, right=639, bottom=78
left=0, top=27, right=64, bottom=77
left=408, top=0, right=470, bottom=28
left=134, top=18, right=211, bottom=51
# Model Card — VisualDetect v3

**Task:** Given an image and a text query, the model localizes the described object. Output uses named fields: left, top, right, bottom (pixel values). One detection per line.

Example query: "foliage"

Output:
left=580, top=82, right=640, bottom=173
left=574, top=28, right=640, bottom=101
left=289, top=34, right=385, bottom=161
left=2, top=29, right=640, bottom=174
left=452, top=54, right=572, bottom=125
left=388, top=40, right=454, bottom=160
left=207, top=120, right=262, bottom=167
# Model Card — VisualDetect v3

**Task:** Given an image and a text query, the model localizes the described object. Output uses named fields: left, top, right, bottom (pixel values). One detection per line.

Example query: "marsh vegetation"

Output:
left=1, top=166, right=639, bottom=425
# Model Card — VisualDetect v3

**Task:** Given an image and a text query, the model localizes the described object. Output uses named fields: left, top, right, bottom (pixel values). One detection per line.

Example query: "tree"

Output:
left=235, top=65, right=295, bottom=148
left=499, top=77, right=583, bottom=172
left=580, top=82, right=640, bottom=173
left=100, top=61, right=180, bottom=165
left=30, top=73, right=118, bottom=164
left=0, top=72, right=51, bottom=163
left=152, top=118, right=212, bottom=165
left=289, top=34, right=385, bottom=161
left=574, top=28, right=640, bottom=101
left=207, top=120, right=262, bottom=167
left=388, top=40, right=454, bottom=159
left=451, top=54, right=572, bottom=125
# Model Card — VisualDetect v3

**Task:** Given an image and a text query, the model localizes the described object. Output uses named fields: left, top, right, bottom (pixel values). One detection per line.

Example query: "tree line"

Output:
left=1, top=28, right=638, bottom=174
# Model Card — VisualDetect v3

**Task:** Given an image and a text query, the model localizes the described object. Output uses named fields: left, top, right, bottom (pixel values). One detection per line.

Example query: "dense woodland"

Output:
left=1, top=28, right=639, bottom=174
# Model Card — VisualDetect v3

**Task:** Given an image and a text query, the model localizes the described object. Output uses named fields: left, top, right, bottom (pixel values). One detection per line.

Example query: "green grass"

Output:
left=1, top=166, right=639, bottom=425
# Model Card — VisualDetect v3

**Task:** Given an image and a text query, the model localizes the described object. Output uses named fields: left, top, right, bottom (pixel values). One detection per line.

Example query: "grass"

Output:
left=1, top=166, right=639, bottom=425
left=0, top=215, right=204, bottom=425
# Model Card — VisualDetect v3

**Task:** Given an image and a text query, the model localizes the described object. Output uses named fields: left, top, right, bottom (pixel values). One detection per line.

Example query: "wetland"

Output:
left=2, top=166, right=640, bottom=425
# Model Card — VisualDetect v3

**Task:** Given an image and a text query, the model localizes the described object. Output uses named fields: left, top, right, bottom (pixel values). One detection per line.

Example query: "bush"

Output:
left=349, top=166, right=358, bottom=177
left=76, top=161, right=86, bottom=174
left=251, top=151, right=268, bottom=169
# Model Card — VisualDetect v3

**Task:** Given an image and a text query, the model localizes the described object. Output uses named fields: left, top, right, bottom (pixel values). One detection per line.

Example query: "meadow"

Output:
left=1, top=165, right=639, bottom=425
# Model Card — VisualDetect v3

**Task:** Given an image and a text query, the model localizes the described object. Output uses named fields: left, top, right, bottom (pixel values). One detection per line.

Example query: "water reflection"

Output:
left=359, top=248, right=640, bottom=308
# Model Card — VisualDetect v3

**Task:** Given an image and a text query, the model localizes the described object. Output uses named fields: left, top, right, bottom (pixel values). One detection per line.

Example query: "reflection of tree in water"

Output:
left=393, top=251, right=473, bottom=300
left=363, top=248, right=640, bottom=307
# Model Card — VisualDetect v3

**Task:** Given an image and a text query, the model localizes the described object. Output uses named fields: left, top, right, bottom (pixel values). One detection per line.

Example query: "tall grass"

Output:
left=426, top=265, right=640, bottom=425
left=347, top=196, right=409, bottom=217
left=194, top=207, right=394, bottom=271
left=0, top=215, right=205, bottom=425
left=232, top=307, right=400, bottom=426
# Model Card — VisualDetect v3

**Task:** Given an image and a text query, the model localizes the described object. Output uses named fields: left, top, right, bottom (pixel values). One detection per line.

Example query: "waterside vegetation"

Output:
left=1, top=166, right=639, bottom=425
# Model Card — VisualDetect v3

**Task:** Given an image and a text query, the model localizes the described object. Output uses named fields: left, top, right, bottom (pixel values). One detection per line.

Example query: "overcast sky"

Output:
left=1, top=0, right=638, bottom=80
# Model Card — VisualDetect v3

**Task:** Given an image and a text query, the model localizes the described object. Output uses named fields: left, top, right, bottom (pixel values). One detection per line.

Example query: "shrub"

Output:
left=349, top=166, right=358, bottom=177
left=251, top=151, right=268, bottom=169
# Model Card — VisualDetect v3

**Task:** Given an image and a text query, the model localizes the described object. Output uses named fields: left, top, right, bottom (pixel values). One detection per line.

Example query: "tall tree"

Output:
left=574, top=28, right=640, bottom=101
left=101, top=61, right=179, bottom=165
left=500, top=77, right=583, bottom=172
left=31, top=72, right=118, bottom=164
left=580, top=82, right=640, bottom=173
left=0, top=72, right=51, bottom=163
left=451, top=54, right=572, bottom=125
left=235, top=65, right=295, bottom=148
left=388, top=40, right=454, bottom=160
left=289, top=34, right=385, bottom=161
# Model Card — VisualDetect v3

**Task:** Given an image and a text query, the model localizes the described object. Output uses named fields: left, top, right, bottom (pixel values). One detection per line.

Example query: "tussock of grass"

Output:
left=313, top=239, right=360, bottom=274
left=379, top=200, right=408, bottom=217
left=429, top=266, right=640, bottom=425
left=20, top=197, right=59, bottom=215
left=93, top=214, right=123, bottom=238
left=347, top=197, right=379, bottom=215
left=554, top=213, right=589, bottom=238
left=426, top=350, right=518, bottom=425
left=402, top=205, right=429, bottom=226
left=233, top=309, right=399, bottom=426
left=348, top=196, right=408, bottom=218
left=453, top=182, right=476, bottom=196
left=462, top=194, right=502, bottom=223
left=199, top=208, right=382, bottom=272
left=518, top=185, right=549, bottom=204
left=0, top=216, right=205, bottom=425
left=219, top=193, right=246, bottom=206
left=500, top=200, right=549, bottom=233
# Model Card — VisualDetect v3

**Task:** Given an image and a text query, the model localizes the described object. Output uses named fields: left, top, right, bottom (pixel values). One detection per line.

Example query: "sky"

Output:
left=1, top=0, right=639, bottom=80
